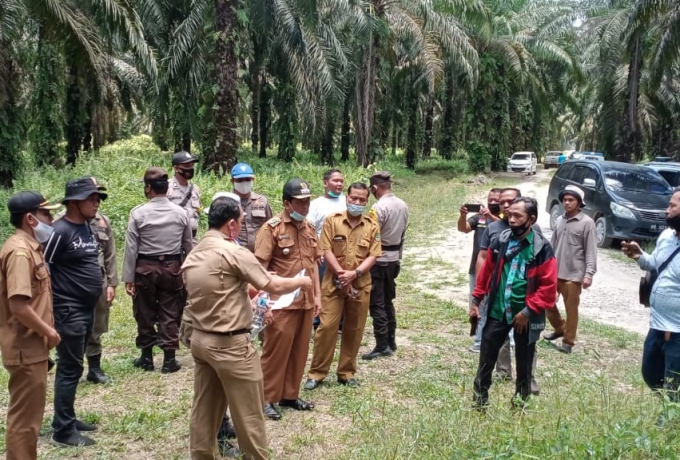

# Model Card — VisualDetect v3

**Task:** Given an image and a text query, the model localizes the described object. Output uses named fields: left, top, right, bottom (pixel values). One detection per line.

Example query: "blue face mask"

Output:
left=328, top=190, right=340, bottom=198
left=347, top=204, right=365, bottom=216
left=290, top=210, right=306, bottom=222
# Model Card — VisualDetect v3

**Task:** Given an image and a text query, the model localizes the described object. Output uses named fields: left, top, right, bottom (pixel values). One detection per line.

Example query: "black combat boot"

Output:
left=161, top=349, right=181, bottom=374
left=361, top=335, right=393, bottom=360
left=133, top=347, right=154, bottom=371
left=86, top=354, right=110, bottom=384
left=388, top=323, right=397, bottom=351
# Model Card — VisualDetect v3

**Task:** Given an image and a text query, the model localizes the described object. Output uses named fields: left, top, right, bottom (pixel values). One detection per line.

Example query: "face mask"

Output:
left=488, top=203, right=501, bottom=215
left=509, top=221, right=531, bottom=237
left=290, top=210, right=306, bottom=222
left=347, top=204, right=365, bottom=216
left=666, top=214, right=680, bottom=230
left=180, top=168, right=194, bottom=180
left=31, top=216, right=54, bottom=243
left=328, top=190, right=340, bottom=198
left=234, top=181, right=253, bottom=195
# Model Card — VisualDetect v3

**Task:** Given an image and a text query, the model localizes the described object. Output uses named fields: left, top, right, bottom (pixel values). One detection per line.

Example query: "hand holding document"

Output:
left=271, top=269, right=306, bottom=310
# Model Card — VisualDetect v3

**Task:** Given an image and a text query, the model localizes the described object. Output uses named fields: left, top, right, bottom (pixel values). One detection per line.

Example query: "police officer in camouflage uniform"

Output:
left=55, top=208, right=118, bottom=384
left=167, top=151, right=201, bottom=245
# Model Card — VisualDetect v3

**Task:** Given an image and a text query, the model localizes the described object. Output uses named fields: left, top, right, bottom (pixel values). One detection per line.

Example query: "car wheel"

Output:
left=550, top=203, right=561, bottom=230
left=595, top=216, right=613, bottom=248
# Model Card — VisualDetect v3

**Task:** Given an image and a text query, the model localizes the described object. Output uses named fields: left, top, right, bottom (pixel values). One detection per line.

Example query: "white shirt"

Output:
left=307, top=195, right=347, bottom=237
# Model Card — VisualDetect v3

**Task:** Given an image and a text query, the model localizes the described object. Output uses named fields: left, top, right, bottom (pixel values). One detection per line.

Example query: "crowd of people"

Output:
left=0, top=154, right=409, bottom=460
left=1, top=154, right=679, bottom=459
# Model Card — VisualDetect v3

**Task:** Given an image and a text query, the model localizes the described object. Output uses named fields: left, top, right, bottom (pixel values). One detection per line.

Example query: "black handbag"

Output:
left=639, top=246, right=680, bottom=307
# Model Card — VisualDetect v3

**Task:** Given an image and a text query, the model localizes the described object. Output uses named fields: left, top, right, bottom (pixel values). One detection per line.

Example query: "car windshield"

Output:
left=604, top=170, right=673, bottom=194
left=512, top=154, right=529, bottom=160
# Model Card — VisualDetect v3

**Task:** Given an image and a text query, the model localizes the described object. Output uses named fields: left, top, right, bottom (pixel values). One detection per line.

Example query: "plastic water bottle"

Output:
left=251, top=293, right=269, bottom=341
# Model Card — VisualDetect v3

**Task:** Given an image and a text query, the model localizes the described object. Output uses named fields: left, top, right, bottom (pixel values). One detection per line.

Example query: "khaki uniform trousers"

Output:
left=546, top=279, right=582, bottom=346
left=5, top=360, right=48, bottom=460
left=261, top=308, right=313, bottom=403
left=308, top=289, right=370, bottom=381
left=190, top=330, right=268, bottom=460
left=86, top=280, right=110, bottom=357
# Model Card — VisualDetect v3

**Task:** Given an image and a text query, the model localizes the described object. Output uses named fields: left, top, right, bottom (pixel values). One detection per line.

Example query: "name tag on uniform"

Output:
left=333, top=236, right=345, bottom=241
left=278, top=234, right=290, bottom=240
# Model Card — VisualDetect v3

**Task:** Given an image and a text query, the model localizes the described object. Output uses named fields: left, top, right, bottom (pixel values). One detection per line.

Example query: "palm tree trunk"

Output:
left=355, top=34, right=378, bottom=167
left=422, top=97, right=434, bottom=158
left=440, top=71, right=455, bottom=160
left=251, top=69, right=261, bottom=152
left=340, top=89, right=352, bottom=161
left=618, top=34, right=643, bottom=163
left=259, top=82, right=270, bottom=158
left=65, top=64, right=83, bottom=166
left=321, top=117, right=335, bottom=165
left=405, top=83, right=418, bottom=170
left=208, top=0, right=241, bottom=175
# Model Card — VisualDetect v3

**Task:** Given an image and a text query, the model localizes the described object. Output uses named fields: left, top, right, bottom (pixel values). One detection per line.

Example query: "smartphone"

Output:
left=465, top=203, right=481, bottom=213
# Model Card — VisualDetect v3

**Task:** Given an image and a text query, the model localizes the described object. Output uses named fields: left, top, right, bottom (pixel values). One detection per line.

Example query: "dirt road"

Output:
left=405, top=168, right=650, bottom=336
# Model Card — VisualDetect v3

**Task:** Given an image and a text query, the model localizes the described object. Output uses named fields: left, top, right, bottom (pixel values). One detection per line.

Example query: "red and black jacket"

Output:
left=472, top=228, right=558, bottom=343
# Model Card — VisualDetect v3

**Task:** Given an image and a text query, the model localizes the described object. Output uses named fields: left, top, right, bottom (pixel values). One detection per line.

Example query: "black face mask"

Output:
left=488, top=203, right=501, bottom=215
left=509, top=220, right=532, bottom=237
left=180, top=168, right=195, bottom=180
left=666, top=214, right=680, bottom=230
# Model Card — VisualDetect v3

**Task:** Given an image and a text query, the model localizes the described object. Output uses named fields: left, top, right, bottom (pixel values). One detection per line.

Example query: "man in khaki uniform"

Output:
left=255, top=178, right=321, bottom=421
left=167, top=151, right=201, bottom=244
left=305, top=182, right=381, bottom=389
left=230, top=162, right=273, bottom=251
left=55, top=209, right=118, bottom=383
left=0, top=191, right=61, bottom=460
left=183, top=197, right=312, bottom=460
left=123, top=167, right=193, bottom=373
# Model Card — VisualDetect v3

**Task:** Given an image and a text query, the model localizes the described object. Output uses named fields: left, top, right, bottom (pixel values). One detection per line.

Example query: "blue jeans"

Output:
left=642, top=329, right=680, bottom=401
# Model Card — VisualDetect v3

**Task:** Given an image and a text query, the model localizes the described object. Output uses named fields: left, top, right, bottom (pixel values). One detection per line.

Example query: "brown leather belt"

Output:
left=137, top=254, right=182, bottom=262
left=206, top=328, right=251, bottom=337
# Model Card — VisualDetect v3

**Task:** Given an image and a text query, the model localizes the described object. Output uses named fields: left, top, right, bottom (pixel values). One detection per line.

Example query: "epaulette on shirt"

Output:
left=267, top=217, right=281, bottom=227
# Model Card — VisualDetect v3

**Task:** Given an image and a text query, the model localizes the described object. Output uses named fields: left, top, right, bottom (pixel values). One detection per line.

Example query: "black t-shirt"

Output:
left=44, top=218, right=103, bottom=309
left=468, top=214, right=491, bottom=275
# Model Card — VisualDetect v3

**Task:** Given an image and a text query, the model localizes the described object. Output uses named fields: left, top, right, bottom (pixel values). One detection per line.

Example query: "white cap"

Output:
left=559, top=185, right=586, bottom=206
left=204, top=192, right=241, bottom=215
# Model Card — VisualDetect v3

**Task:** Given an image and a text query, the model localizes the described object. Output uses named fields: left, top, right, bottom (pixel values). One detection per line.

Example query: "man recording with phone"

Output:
left=622, top=188, right=680, bottom=409
left=458, top=188, right=501, bottom=353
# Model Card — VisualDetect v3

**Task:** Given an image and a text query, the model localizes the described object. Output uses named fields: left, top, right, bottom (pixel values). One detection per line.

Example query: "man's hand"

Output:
left=621, top=240, right=642, bottom=260
left=338, top=269, right=356, bottom=286
left=313, top=295, right=321, bottom=317
left=513, top=311, right=529, bottom=334
left=459, top=205, right=468, bottom=217
left=106, top=286, right=116, bottom=304
left=264, top=308, right=274, bottom=325
left=479, top=205, right=493, bottom=219
left=299, top=277, right=313, bottom=290
left=44, top=327, right=61, bottom=349
left=582, top=277, right=593, bottom=289
left=317, top=256, right=325, bottom=267
left=125, top=282, right=136, bottom=297
left=469, top=303, right=480, bottom=320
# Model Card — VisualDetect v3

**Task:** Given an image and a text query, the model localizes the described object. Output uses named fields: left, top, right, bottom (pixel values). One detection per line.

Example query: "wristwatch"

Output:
left=355, top=269, right=363, bottom=278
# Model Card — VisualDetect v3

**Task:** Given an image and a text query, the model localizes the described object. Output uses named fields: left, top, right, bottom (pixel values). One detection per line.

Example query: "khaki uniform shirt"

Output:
left=551, top=211, right=598, bottom=283
left=321, top=212, right=382, bottom=292
left=182, top=230, right=273, bottom=333
left=254, top=212, right=320, bottom=310
left=238, top=192, right=273, bottom=252
left=167, top=177, right=201, bottom=236
left=55, top=211, right=119, bottom=287
left=122, top=197, right=194, bottom=283
left=0, top=229, right=53, bottom=366
left=369, top=192, right=409, bottom=263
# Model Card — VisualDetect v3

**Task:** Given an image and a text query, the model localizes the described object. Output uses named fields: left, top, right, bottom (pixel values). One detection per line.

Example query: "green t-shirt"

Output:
left=490, top=232, right=535, bottom=323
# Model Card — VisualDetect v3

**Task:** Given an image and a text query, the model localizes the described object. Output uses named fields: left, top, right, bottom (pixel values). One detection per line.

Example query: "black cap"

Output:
left=141, top=167, right=169, bottom=184
left=282, top=178, right=312, bottom=201
left=172, top=151, right=199, bottom=165
left=369, top=171, right=392, bottom=186
left=8, top=191, right=61, bottom=215
left=62, top=177, right=108, bottom=203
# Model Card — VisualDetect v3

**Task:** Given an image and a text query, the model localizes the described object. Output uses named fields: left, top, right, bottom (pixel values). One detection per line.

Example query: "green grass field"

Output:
left=0, top=138, right=678, bottom=459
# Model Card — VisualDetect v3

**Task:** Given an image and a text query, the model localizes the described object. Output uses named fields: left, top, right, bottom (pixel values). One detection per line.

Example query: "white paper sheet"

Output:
left=271, top=269, right=306, bottom=310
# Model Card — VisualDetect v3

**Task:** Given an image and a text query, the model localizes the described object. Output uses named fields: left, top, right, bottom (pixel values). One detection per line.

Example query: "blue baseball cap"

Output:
left=231, top=163, right=254, bottom=179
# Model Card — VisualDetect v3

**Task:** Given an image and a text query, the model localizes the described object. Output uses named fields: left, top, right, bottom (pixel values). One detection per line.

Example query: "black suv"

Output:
left=645, top=161, right=680, bottom=187
left=546, top=160, right=673, bottom=248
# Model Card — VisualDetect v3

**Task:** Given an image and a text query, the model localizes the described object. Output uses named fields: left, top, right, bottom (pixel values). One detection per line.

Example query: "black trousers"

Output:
left=473, top=318, right=536, bottom=405
left=369, top=262, right=400, bottom=341
left=53, top=307, right=94, bottom=437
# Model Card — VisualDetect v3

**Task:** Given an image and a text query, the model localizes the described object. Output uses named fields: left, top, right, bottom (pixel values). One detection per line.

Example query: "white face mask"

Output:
left=31, top=216, right=54, bottom=243
left=234, top=181, right=253, bottom=195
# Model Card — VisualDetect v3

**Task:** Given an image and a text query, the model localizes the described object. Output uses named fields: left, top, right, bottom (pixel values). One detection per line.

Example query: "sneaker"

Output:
left=75, top=420, right=97, bottom=432
left=468, top=344, right=481, bottom=353
left=557, top=343, right=573, bottom=354
left=51, top=431, right=96, bottom=447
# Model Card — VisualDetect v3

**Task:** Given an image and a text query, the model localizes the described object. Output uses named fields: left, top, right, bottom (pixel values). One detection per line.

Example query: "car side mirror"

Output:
left=583, top=178, right=596, bottom=188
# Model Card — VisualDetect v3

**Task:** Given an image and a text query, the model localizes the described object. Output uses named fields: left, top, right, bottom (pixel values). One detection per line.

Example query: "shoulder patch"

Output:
left=368, top=208, right=378, bottom=222
left=374, top=232, right=381, bottom=242
left=267, top=217, right=281, bottom=227
left=13, top=249, right=31, bottom=259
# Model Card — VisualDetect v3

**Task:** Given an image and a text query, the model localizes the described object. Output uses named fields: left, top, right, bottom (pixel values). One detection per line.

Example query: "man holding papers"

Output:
left=254, top=178, right=321, bottom=421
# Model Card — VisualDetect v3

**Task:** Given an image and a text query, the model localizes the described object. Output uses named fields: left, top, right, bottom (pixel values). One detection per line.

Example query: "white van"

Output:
left=507, top=151, right=537, bottom=175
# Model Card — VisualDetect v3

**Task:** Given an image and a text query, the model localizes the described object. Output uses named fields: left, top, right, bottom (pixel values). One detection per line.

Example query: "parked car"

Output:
left=544, top=151, right=562, bottom=169
left=645, top=161, right=680, bottom=187
left=546, top=160, right=673, bottom=248
left=582, top=154, right=605, bottom=162
left=507, top=151, right=537, bottom=175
